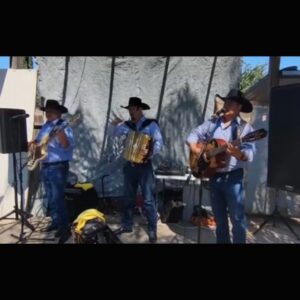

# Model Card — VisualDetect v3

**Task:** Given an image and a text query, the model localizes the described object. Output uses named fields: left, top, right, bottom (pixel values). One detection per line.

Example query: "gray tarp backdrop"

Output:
left=36, top=56, right=240, bottom=198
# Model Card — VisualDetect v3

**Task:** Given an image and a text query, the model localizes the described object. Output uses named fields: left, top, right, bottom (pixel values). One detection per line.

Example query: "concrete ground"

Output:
left=1, top=213, right=300, bottom=244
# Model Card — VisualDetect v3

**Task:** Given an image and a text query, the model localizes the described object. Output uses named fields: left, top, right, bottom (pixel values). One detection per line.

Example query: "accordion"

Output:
left=123, top=131, right=151, bottom=164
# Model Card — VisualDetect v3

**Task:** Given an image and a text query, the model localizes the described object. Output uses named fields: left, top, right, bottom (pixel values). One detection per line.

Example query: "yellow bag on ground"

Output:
left=74, top=182, right=94, bottom=191
left=73, top=209, right=106, bottom=234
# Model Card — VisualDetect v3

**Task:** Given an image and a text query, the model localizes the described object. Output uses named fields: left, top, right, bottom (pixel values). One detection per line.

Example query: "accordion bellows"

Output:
left=123, top=131, right=151, bottom=163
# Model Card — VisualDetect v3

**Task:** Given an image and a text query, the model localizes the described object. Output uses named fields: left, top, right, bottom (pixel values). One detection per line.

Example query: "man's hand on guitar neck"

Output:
left=56, top=130, right=69, bottom=148
left=226, top=142, right=247, bottom=161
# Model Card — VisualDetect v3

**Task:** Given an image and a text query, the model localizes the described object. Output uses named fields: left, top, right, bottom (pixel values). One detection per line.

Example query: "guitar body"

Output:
left=201, top=139, right=227, bottom=178
left=189, top=143, right=205, bottom=178
left=27, top=139, right=48, bottom=171
left=27, top=113, right=80, bottom=171
left=189, top=128, right=268, bottom=179
left=190, top=139, right=227, bottom=179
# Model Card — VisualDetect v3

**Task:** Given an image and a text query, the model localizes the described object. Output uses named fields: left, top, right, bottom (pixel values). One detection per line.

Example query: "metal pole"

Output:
left=101, top=56, right=116, bottom=159
left=12, top=153, right=19, bottom=220
left=156, top=56, right=170, bottom=121
left=197, top=179, right=203, bottom=243
left=196, top=57, right=218, bottom=243
left=200, top=57, right=218, bottom=124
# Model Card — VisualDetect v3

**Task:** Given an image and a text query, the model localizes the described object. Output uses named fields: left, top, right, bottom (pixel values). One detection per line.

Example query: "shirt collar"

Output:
left=134, top=115, right=146, bottom=129
left=46, top=118, right=61, bottom=126
left=219, top=116, right=240, bottom=129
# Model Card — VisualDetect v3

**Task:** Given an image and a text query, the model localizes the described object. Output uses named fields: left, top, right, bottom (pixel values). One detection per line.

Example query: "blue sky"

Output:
left=0, top=56, right=9, bottom=68
left=0, top=56, right=37, bottom=69
left=1, top=56, right=300, bottom=71
left=243, top=56, right=300, bottom=73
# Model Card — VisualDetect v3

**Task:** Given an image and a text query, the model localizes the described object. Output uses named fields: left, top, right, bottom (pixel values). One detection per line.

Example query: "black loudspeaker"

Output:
left=0, top=108, right=28, bottom=153
left=267, top=84, right=300, bottom=193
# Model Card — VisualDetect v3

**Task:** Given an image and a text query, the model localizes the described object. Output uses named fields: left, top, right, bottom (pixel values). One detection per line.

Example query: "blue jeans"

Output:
left=209, top=168, right=246, bottom=244
left=122, top=161, right=157, bottom=232
left=41, top=161, right=69, bottom=230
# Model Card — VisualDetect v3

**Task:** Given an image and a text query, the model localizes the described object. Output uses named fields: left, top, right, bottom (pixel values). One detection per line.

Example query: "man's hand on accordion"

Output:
left=141, top=148, right=151, bottom=163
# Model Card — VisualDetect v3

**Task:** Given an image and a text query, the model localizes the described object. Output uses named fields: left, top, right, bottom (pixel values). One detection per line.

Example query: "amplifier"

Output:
left=64, top=185, right=98, bottom=222
left=64, top=187, right=83, bottom=195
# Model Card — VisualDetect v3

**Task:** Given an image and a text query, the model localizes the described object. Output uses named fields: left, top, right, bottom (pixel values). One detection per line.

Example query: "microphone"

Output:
left=10, top=113, right=30, bottom=120
left=215, top=107, right=226, bottom=117
left=211, top=108, right=226, bottom=120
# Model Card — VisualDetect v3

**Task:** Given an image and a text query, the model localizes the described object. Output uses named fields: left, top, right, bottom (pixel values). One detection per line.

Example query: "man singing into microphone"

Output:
left=186, top=90, right=256, bottom=244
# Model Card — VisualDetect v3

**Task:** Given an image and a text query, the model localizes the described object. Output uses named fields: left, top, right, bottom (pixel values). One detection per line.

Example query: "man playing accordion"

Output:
left=110, top=97, right=163, bottom=243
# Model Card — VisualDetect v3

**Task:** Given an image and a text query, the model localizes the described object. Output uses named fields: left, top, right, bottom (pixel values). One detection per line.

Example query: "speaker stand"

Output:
left=253, top=189, right=300, bottom=240
left=0, top=153, right=20, bottom=221
left=197, top=179, right=204, bottom=243
left=14, top=152, right=55, bottom=243
left=196, top=178, right=210, bottom=243
left=9, top=151, right=36, bottom=243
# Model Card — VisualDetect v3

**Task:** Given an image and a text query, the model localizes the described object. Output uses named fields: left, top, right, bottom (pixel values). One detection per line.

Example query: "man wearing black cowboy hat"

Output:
left=186, top=89, right=256, bottom=244
left=110, top=97, right=163, bottom=243
left=28, top=99, right=74, bottom=243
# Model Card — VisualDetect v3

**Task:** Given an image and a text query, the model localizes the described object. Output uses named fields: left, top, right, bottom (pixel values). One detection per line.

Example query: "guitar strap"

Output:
left=207, top=117, right=247, bottom=141
left=45, top=119, right=64, bottom=139
left=51, top=119, right=64, bottom=133
left=207, top=119, right=220, bottom=140
left=232, top=119, right=247, bottom=141
left=34, top=119, right=64, bottom=143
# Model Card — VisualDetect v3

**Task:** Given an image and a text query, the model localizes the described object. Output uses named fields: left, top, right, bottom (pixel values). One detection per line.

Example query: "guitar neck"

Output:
left=50, top=121, right=67, bottom=136
left=204, top=128, right=267, bottom=160
left=38, top=114, right=80, bottom=146
left=40, top=123, right=67, bottom=145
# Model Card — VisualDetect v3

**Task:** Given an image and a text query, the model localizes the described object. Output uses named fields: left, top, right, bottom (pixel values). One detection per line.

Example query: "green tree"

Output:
left=240, top=63, right=266, bottom=92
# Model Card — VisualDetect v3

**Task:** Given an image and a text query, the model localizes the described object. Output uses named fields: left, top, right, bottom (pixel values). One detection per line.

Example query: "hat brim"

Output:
left=120, top=103, right=150, bottom=110
left=216, top=94, right=253, bottom=113
left=40, top=106, right=68, bottom=114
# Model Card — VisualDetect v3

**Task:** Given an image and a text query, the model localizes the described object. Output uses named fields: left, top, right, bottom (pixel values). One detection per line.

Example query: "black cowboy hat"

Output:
left=216, top=89, right=253, bottom=113
left=121, top=97, right=150, bottom=110
left=40, top=99, right=68, bottom=114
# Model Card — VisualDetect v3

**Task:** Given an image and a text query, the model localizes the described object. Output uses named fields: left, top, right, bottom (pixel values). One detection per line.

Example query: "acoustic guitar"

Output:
left=27, top=114, right=80, bottom=171
left=189, top=128, right=268, bottom=179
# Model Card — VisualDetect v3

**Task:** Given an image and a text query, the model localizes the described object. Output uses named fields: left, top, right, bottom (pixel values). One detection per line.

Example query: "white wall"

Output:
left=0, top=69, right=37, bottom=216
